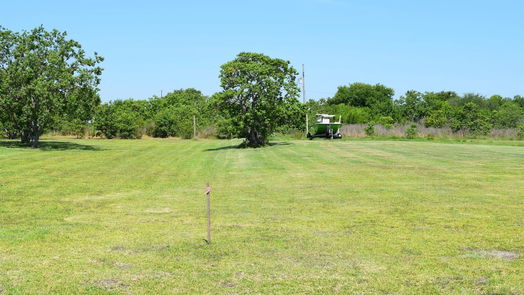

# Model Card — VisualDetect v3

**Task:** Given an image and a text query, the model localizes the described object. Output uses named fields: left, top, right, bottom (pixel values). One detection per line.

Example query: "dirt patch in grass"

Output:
left=92, top=279, right=128, bottom=290
left=145, top=208, right=172, bottom=214
left=131, top=245, right=171, bottom=254
left=110, top=246, right=128, bottom=251
left=464, top=248, right=519, bottom=260
left=220, top=281, right=237, bottom=288
left=114, top=262, right=133, bottom=270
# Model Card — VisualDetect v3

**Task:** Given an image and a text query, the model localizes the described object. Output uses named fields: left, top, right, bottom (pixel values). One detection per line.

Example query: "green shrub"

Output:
left=365, top=122, right=375, bottom=136
left=59, top=119, right=87, bottom=138
left=406, top=123, right=417, bottom=139
left=150, top=109, right=177, bottom=138
left=426, top=134, right=434, bottom=140
left=376, top=116, right=394, bottom=129
left=215, top=118, right=240, bottom=139
left=344, top=107, right=371, bottom=124
left=425, top=109, right=448, bottom=128
left=518, top=124, right=524, bottom=139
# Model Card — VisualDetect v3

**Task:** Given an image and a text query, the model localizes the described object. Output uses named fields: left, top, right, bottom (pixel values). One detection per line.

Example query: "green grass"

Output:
left=0, top=138, right=523, bottom=294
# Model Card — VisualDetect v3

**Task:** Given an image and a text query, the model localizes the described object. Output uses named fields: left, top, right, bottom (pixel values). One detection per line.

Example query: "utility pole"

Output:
left=302, top=64, right=308, bottom=135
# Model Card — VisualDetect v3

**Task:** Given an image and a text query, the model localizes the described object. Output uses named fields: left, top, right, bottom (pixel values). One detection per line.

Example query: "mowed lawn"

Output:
left=0, top=138, right=523, bottom=294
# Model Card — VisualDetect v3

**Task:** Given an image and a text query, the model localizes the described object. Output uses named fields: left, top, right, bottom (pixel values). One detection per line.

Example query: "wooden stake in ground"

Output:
left=205, top=182, right=211, bottom=244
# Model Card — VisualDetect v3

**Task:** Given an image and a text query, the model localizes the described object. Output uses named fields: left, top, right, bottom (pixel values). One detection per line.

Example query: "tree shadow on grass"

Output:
left=0, top=140, right=103, bottom=151
left=204, top=141, right=292, bottom=152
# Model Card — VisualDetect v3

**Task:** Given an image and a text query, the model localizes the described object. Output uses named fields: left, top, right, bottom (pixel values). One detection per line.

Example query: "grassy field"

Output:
left=0, top=138, right=523, bottom=294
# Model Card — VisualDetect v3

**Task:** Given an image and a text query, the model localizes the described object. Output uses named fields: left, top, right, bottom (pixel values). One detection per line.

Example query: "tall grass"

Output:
left=340, top=123, right=520, bottom=139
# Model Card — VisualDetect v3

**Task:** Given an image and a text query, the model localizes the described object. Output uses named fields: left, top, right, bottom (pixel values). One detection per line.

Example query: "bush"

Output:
left=365, top=122, right=375, bottom=136
left=345, top=107, right=371, bottom=124
left=406, top=123, right=417, bottom=139
left=150, top=109, right=177, bottom=138
left=450, top=102, right=492, bottom=135
left=59, top=119, right=87, bottom=138
left=215, top=118, right=239, bottom=139
left=114, top=110, right=144, bottom=139
left=425, top=109, right=448, bottom=128
left=518, top=124, right=524, bottom=139
left=376, top=116, right=394, bottom=129
left=94, top=103, right=144, bottom=139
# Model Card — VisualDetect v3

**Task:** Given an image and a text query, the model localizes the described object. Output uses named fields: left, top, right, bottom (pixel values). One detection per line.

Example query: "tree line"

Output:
left=1, top=26, right=523, bottom=148
left=308, top=83, right=524, bottom=136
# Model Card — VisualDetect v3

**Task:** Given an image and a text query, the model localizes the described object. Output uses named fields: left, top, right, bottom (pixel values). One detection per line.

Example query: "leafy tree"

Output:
left=449, top=93, right=486, bottom=108
left=450, top=102, right=492, bottom=135
left=328, top=83, right=394, bottom=118
left=94, top=100, right=145, bottom=139
left=423, top=91, right=458, bottom=112
left=425, top=109, right=449, bottom=128
left=396, top=90, right=427, bottom=122
left=215, top=52, right=300, bottom=147
left=93, top=103, right=117, bottom=139
left=486, top=95, right=505, bottom=111
left=149, top=89, right=211, bottom=138
left=344, top=107, right=371, bottom=124
left=0, top=26, right=103, bottom=147
left=150, top=108, right=177, bottom=138
left=214, top=117, right=240, bottom=139
left=491, top=102, right=524, bottom=128
left=514, top=95, right=524, bottom=109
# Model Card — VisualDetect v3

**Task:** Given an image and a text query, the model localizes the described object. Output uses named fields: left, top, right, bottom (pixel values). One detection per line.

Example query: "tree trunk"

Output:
left=31, top=133, right=40, bottom=148
left=29, top=121, right=40, bottom=148
left=21, top=131, right=30, bottom=144
left=247, top=128, right=264, bottom=148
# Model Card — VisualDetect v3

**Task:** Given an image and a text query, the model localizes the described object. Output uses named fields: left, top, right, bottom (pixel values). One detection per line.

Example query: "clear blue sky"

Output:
left=2, top=0, right=523, bottom=101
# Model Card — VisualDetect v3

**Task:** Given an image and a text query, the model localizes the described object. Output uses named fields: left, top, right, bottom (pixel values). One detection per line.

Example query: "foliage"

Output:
left=215, top=52, right=300, bottom=147
left=58, top=118, right=87, bottom=138
left=0, top=26, right=103, bottom=147
left=150, top=108, right=177, bottom=138
left=491, top=102, right=523, bottom=128
left=364, top=122, right=375, bottom=136
left=450, top=102, right=492, bottom=135
left=94, top=100, right=145, bottom=139
left=518, top=124, right=524, bottom=139
left=215, top=117, right=240, bottom=139
left=328, top=82, right=394, bottom=118
left=396, top=90, right=426, bottom=122
left=406, top=123, right=417, bottom=139
left=424, top=108, right=449, bottom=128
left=148, top=89, right=210, bottom=138
left=376, top=116, right=394, bottom=129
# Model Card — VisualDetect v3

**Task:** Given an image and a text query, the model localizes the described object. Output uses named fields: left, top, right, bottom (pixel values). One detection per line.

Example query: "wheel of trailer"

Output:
left=327, top=127, right=333, bottom=139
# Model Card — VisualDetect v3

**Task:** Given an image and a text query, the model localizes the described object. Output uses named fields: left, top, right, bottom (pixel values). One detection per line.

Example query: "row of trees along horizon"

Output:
left=1, top=26, right=524, bottom=148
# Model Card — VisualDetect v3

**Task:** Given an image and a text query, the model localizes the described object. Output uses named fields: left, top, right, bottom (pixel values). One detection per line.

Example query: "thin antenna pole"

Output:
left=302, top=64, right=308, bottom=135
left=193, top=115, right=196, bottom=138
